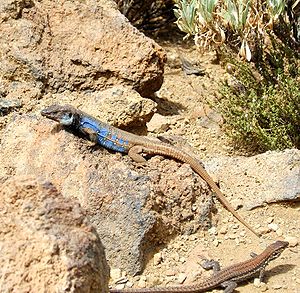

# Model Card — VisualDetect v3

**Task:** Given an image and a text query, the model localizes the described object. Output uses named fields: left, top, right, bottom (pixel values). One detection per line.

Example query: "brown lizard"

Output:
left=109, top=240, right=289, bottom=292
left=41, top=104, right=260, bottom=236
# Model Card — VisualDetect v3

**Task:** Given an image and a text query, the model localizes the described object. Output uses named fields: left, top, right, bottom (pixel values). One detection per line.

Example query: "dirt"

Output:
left=110, top=38, right=300, bottom=292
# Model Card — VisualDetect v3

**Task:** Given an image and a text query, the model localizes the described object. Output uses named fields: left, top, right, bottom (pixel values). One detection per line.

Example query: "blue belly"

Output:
left=79, top=116, right=129, bottom=153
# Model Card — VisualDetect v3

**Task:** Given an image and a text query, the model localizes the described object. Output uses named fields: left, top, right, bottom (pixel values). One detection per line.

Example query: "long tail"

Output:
left=138, top=143, right=260, bottom=237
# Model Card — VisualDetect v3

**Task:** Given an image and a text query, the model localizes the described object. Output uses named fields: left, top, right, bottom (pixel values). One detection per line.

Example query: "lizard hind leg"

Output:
left=221, top=280, right=237, bottom=293
left=201, top=259, right=221, bottom=273
left=128, top=146, right=147, bottom=163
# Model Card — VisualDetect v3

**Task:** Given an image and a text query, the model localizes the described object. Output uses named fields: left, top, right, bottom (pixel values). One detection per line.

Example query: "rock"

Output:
left=276, top=228, right=283, bottom=236
left=0, top=0, right=34, bottom=21
left=284, top=236, right=298, bottom=247
left=137, top=276, right=147, bottom=288
left=0, top=176, right=109, bottom=292
left=147, top=113, right=171, bottom=133
left=0, top=98, right=22, bottom=116
left=40, top=85, right=157, bottom=129
left=110, top=268, right=122, bottom=281
left=153, top=252, right=163, bottom=266
left=0, top=115, right=212, bottom=274
left=197, top=105, right=223, bottom=132
left=114, top=284, right=126, bottom=290
left=268, top=223, right=279, bottom=231
left=76, top=86, right=157, bottom=128
left=205, top=149, right=300, bottom=210
left=0, top=0, right=166, bottom=98
left=177, top=273, right=187, bottom=284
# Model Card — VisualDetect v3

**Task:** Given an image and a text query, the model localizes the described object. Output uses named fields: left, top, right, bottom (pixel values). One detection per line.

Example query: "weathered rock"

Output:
left=41, top=85, right=157, bottom=130
left=147, top=113, right=172, bottom=133
left=62, top=86, right=157, bottom=128
left=0, top=0, right=34, bottom=21
left=0, top=176, right=110, bottom=292
left=0, top=98, right=22, bottom=116
left=205, top=149, right=300, bottom=210
left=0, top=0, right=166, bottom=98
left=0, top=114, right=211, bottom=274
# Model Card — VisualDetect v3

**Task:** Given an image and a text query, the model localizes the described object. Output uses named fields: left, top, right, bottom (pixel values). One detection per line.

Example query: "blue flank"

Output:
left=79, top=116, right=129, bottom=153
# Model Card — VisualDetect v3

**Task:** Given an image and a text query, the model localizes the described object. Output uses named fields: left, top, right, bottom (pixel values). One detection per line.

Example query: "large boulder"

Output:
left=0, top=176, right=110, bottom=292
left=0, top=0, right=166, bottom=98
left=0, top=114, right=212, bottom=274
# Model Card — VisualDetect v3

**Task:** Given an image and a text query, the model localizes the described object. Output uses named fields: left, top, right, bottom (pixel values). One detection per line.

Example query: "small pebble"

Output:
left=219, top=226, right=228, bottom=234
left=179, top=257, right=186, bottom=263
left=231, top=223, right=240, bottom=230
left=257, top=226, right=270, bottom=235
left=228, top=234, right=236, bottom=240
left=268, top=223, right=279, bottom=231
left=177, top=273, right=187, bottom=284
left=138, top=277, right=147, bottom=288
left=284, top=236, right=298, bottom=247
left=253, top=278, right=262, bottom=287
left=266, top=217, right=274, bottom=224
left=153, top=252, right=163, bottom=265
left=126, top=282, right=133, bottom=288
left=165, top=270, right=176, bottom=276
left=255, top=224, right=262, bottom=229
left=114, top=284, right=125, bottom=290
left=213, top=239, right=219, bottom=247
left=260, top=283, right=268, bottom=291
left=208, top=227, right=218, bottom=235
left=276, top=228, right=283, bottom=236
left=110, top=268, right=122, bottom=280
left=239, top=231, right=246, bottom=237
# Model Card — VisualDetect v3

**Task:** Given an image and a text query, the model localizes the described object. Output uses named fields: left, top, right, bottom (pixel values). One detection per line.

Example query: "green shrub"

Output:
left=217, top=58, right=300, bottom=152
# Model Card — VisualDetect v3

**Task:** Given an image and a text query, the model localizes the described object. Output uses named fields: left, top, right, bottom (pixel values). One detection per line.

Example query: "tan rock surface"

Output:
left=0, top=0, right=165, bottom=99
left=0, top=115, right=212, bottom=274
left=0, top=176, right=109, bottom=292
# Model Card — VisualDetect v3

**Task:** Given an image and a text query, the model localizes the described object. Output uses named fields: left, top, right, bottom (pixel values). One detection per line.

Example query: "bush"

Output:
left=217, top=54, right=300, bottom=152
left=174, top=0, right=300, bottom=152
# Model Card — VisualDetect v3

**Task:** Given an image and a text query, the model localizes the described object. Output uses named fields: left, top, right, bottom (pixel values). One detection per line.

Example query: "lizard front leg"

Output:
left=202, top=260, right=238, bottom=293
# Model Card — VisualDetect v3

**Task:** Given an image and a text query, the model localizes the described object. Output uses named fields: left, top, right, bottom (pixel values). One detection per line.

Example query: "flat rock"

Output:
left=0, top=0, right=166, bottom=98
left=205, top=149, right=300, bottom=210
left=0, top=115, right=212, bottom=274
left=0, top=176, right=109, bottom=292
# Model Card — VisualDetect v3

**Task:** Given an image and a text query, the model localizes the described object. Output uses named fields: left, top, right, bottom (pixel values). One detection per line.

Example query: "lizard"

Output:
left=109, top=240, right=289, bottom=293
left=41, top=104, right=259, bottom=237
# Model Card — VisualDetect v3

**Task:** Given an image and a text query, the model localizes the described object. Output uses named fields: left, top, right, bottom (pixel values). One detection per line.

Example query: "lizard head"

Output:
left=41, top=104, right=79, bottom=126
left=267, top=240, right=289, bottom=261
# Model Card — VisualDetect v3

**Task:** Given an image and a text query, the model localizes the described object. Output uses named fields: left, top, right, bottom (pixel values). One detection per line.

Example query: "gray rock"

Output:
left=0, top=98, right=22, bottom=116
left=205, top=149, right=300, bottom=210
left=43, top=86, right=157, bottom=129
